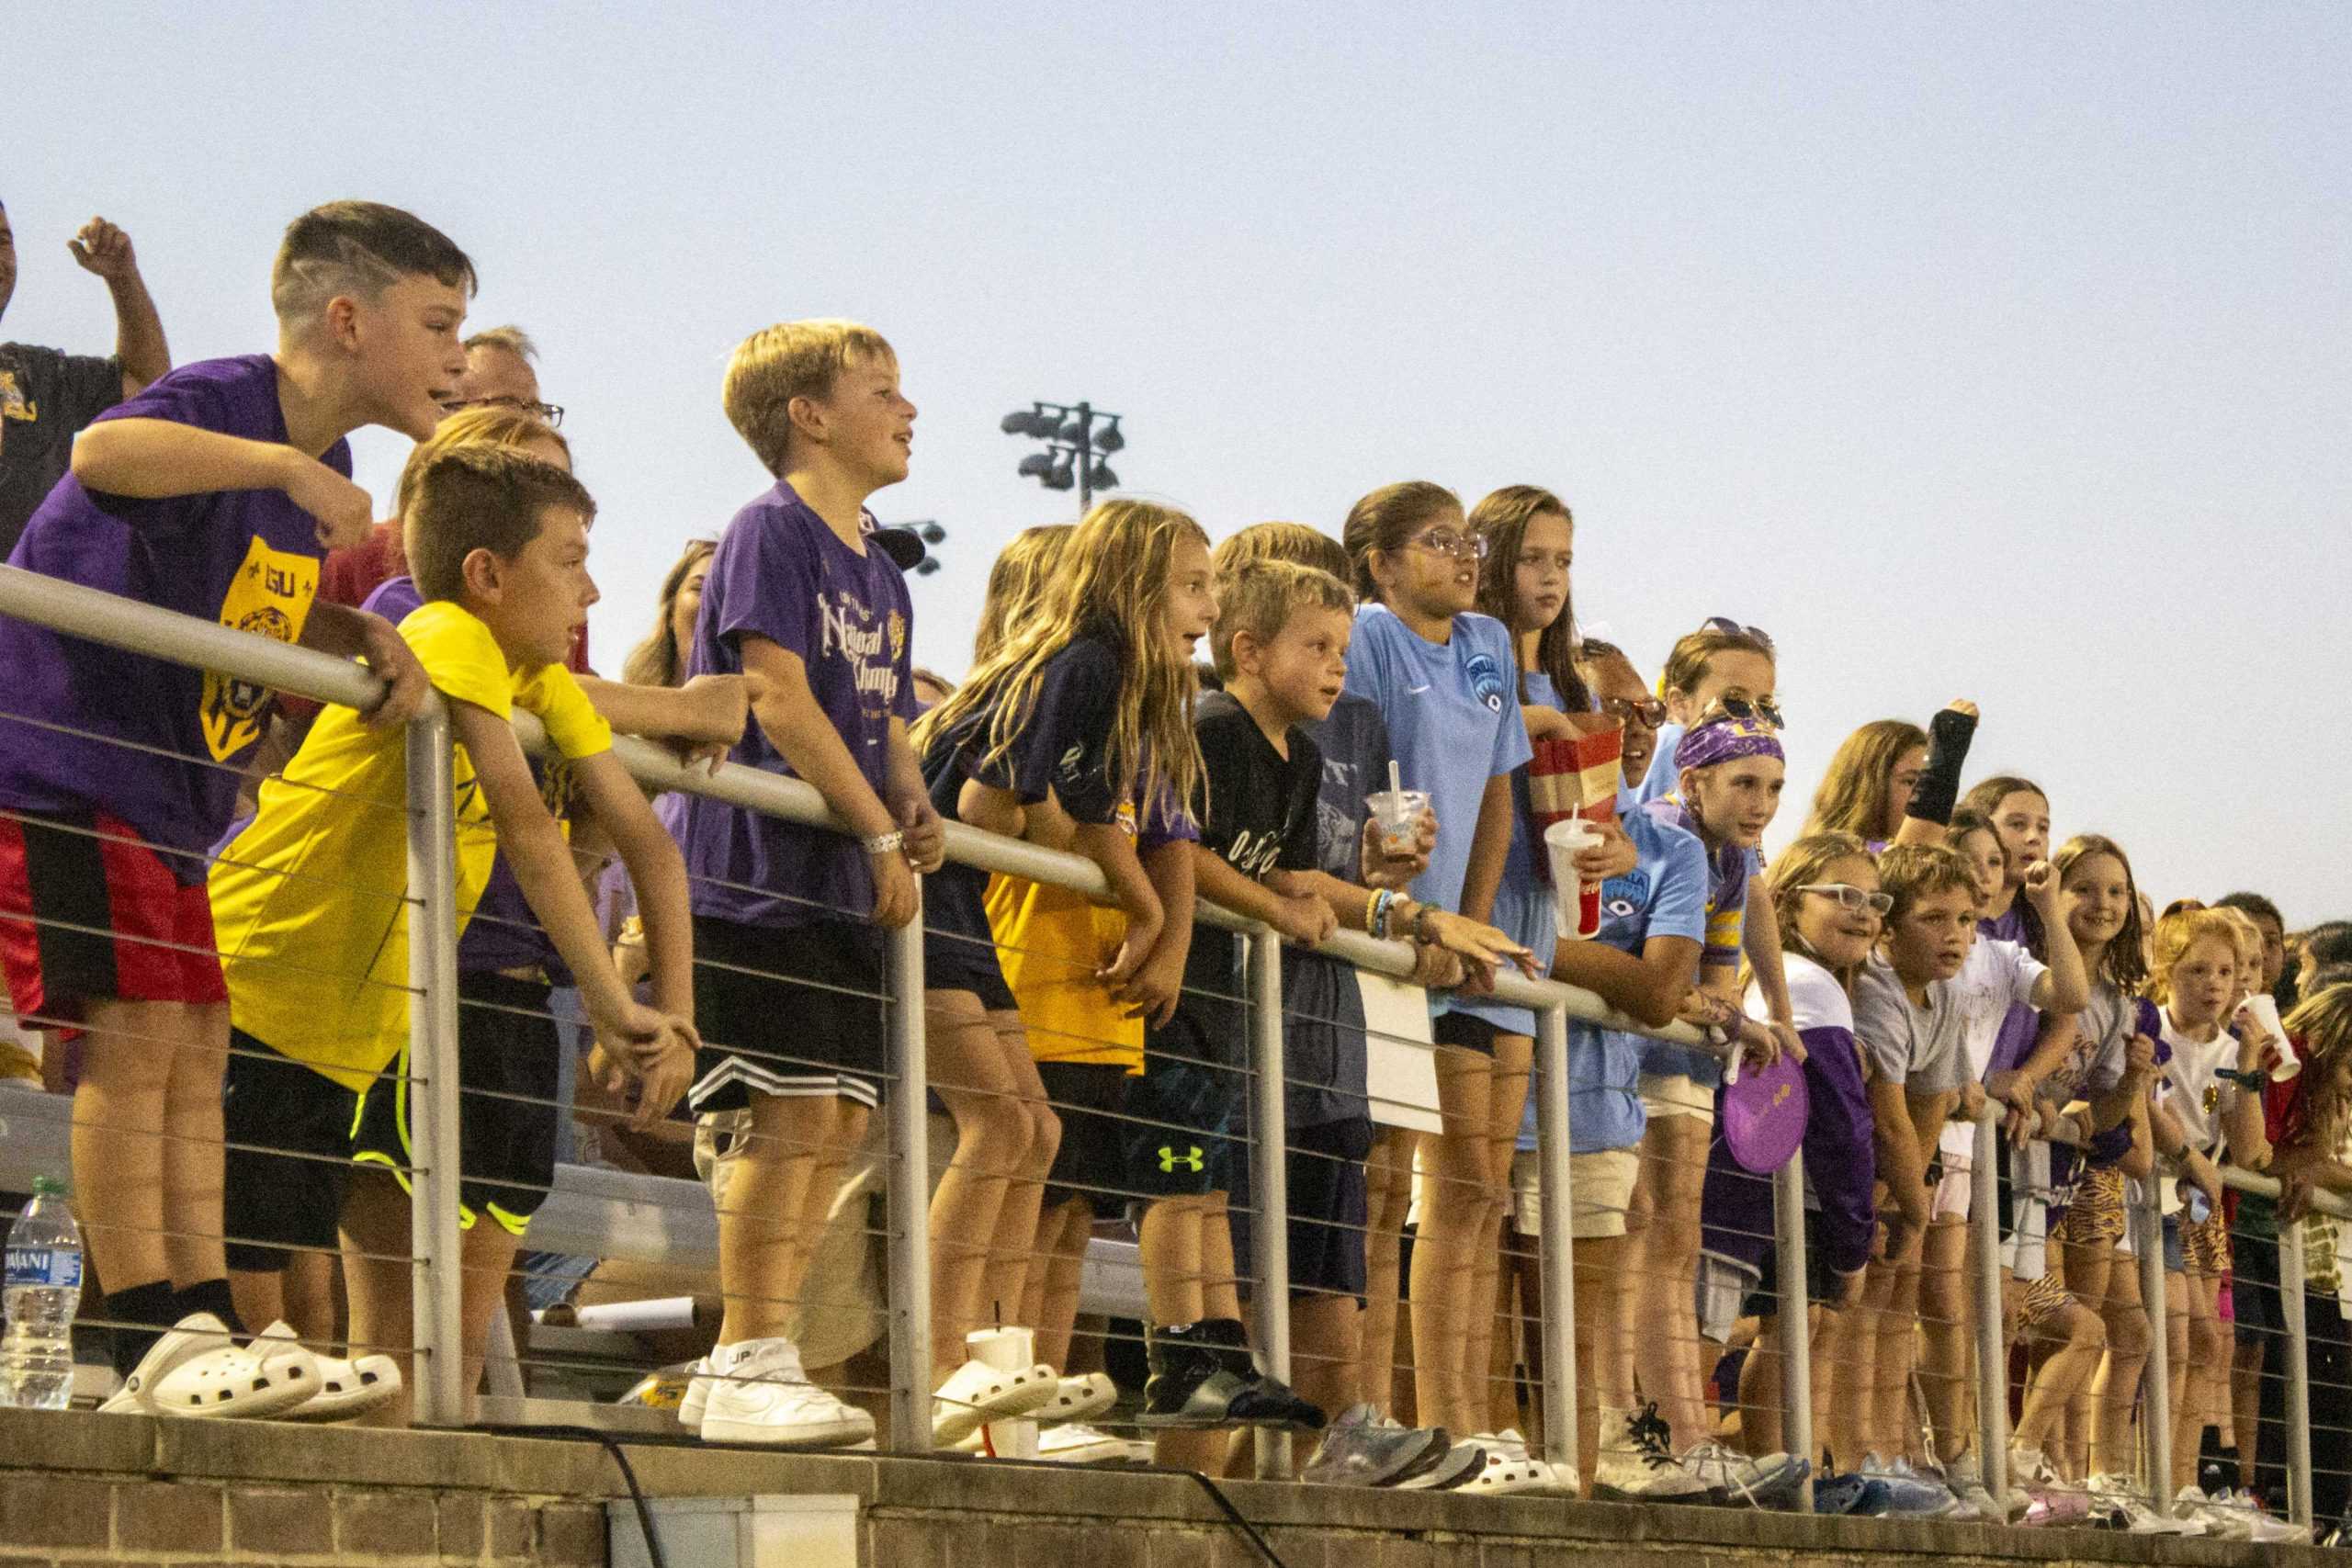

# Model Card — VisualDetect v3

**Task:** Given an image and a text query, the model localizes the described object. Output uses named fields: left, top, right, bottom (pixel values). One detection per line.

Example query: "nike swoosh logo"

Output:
left=1406, top=683, right=1430, bottom=694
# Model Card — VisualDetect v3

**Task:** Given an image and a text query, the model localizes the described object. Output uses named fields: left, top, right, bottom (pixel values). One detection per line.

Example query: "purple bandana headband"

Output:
left=1675, top=716, right=1784, bottom=772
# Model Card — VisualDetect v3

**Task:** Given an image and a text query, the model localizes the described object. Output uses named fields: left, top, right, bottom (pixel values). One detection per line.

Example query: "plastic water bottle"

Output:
left=2, top=1177, right=84, bottom=1410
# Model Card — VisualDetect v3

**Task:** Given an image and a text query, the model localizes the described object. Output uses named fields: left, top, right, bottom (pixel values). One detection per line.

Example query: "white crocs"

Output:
left=283, top=1347, right=401, bottom=1422
left=1038, top=1371, right=1116, bottom=1425
left=932, top=1356, right=1059, bottom=1444
left=99, top=1314, right=321, bottom=1420
left=1462, top=1430, right=1553, bottom=1495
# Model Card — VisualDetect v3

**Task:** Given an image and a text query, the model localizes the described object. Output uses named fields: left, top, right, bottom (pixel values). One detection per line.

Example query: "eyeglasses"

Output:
left=1600, top=694, right=1668, bottom=729
left=444, top=395, right=565, bottom=430
left=1701, top=694, right=1785, bottom=730
left=1702, top=615, right=1775, bottom=657
left=1404, top=528, right=1489, bottom=562
left=1797, top=883, right=1894, bottom=916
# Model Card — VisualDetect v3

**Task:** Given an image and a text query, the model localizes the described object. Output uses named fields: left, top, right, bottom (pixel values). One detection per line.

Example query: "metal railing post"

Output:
left=1772, top=1154, right=1815, bottom=1511
left=885, top=896, right=933, bottom=1452
left=1531, top=1004, right=1577, bottom=1479
left=1244, top=930, right=1292, bottom=1479
left=402, top=705, right=466, bottom=1427
left=2283, top=1218, right=2314, bottom=1529
left=2136, top=1181, right=2171, bottom=1511
left=1970, top=1109, right=2009, bottom=1506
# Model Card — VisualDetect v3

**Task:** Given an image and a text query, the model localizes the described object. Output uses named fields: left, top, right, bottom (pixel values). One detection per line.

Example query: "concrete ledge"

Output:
left=0, top=1409, right=2332, bottom=1568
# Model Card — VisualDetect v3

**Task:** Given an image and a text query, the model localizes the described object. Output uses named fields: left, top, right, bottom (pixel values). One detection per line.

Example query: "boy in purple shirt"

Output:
left=676, top=318, right=945, bottom=1449
left=0, top=201, right=461, bottom=1396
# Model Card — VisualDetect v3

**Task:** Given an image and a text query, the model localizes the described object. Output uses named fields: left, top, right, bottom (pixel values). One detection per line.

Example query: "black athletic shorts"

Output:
left=689, top=914, right=887, bottom=1111
left=222, top=1031, right=361, bottom=1273
left=1038, top=1059, right=1134, bottom=1214
left=353, top=971, right=563, bottom=1236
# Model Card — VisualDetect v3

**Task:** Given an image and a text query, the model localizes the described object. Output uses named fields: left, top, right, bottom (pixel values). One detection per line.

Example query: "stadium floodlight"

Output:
left=999, top=400, right=1127, bottom=508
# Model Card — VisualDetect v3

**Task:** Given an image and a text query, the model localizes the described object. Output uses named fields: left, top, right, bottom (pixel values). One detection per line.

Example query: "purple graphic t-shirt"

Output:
left=676, top=481, right=916, bottom=929
left=0, top=355, right=345, bottom=876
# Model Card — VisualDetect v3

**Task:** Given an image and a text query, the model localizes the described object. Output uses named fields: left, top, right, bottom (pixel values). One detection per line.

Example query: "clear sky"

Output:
left=7, top=5, right=2346, bottom=921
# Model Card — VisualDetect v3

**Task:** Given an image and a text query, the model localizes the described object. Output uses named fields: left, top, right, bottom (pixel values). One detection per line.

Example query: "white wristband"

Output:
left=862, top=829, right=906, bottom=855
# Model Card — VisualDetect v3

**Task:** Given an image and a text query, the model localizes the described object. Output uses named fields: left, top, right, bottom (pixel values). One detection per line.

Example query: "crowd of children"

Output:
left=3, top=197, right=2350, bottom=1542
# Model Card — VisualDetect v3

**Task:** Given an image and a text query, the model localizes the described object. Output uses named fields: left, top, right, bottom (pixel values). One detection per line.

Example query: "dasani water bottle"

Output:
left=3, top=1176, right=84, bottom=1410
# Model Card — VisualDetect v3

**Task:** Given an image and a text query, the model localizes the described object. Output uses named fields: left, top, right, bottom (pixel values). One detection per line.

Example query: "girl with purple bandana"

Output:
left=1628, top=715, right=1792, bottom=1464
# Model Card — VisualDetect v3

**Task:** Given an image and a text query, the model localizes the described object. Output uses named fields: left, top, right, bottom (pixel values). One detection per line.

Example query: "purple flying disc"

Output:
left=1721, top=1052, right=1809, bottom=1174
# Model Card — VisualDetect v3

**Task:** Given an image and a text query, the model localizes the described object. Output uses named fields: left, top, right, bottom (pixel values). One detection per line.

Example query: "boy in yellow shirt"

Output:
left=209, top=445, right=697, bottom=1422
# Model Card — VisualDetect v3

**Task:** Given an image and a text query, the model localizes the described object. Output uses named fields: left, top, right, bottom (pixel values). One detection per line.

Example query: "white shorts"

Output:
left=1932, top=1149, right=1973, bottom=1224
left=1638, top=1071, right=1716, bottom=1124
left=1509, top=1146, right=1640, bottom=1240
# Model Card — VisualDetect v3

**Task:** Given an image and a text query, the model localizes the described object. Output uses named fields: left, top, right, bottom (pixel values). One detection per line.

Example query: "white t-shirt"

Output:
left=2155, top=1008, right=2245, bottom=1218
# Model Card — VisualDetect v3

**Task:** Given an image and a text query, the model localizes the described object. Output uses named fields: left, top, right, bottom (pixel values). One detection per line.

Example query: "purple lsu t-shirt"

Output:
left=0, top=355, right=345, bottom=877
left=363, top=574, right=572, bottom=977
left=676, top=482, right=916, bottom=929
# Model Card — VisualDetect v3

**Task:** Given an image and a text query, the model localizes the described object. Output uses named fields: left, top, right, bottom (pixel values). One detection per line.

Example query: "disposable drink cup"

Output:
left=2238, top=995, right=2298, bottom=1080
left=1367, top=790, right=1430, bottom=855
left=1544, top=818, right=1604, bottom=939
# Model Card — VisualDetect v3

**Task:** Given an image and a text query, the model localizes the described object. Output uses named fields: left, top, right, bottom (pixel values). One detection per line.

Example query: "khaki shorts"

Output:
left=1638, top=1070, right=1716, bottom=1124
left=1509, top=1145, right=1640, bottom=1240
left=694, top=1107, right=955, bottom=1371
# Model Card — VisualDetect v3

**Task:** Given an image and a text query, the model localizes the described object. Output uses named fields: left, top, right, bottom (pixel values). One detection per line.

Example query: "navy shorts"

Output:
left=222, top=1031, right=361, bottom=1273
left=922, top=867, right=1015, bottom=1011
left=689, top=914, right=887, bottom=1110
left=1230, top=1116, right=1374, bottom=1302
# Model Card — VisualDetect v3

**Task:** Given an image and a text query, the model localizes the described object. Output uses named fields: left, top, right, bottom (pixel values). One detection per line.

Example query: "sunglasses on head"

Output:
left=1700, top=694, right=1784, bottom=730
left=1797, top=883, right=1894, bottom=916
left=1702, top=615, right=1776, bottom=657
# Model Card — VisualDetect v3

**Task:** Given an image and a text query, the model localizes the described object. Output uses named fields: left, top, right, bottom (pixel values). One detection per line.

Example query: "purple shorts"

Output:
left=1699, top=1022, right=1877, bottom=1281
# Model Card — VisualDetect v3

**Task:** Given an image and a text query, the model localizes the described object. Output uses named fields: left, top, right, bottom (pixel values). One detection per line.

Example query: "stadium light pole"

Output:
left=999, top=400, right=1124, bottom=510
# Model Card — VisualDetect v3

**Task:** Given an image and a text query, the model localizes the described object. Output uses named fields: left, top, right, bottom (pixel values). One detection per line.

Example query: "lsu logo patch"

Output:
left=1464, top=649, right=1508, bottom=714
left=201, top=536, right=318, bottom=761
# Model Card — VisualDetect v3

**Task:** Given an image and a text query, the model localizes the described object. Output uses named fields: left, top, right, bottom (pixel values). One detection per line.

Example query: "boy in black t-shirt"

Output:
left=1135, top=560, right=1350, bottom=1456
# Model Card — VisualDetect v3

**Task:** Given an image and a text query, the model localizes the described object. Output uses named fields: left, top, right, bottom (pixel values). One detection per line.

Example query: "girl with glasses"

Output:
left=1340, top=479, right=1555, bottom=1483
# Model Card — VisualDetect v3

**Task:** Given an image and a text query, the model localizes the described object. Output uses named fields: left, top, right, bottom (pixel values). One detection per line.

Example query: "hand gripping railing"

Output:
left=2, top=562, right=1766, bottom=1483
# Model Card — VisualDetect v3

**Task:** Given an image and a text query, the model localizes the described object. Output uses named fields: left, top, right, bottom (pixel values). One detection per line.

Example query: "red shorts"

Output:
left=0, top=809, right=226, bottom=1027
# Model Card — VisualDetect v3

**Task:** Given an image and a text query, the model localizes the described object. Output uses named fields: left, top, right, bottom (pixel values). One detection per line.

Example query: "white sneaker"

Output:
left=1594, top=1405, right=1707, bottom=1500
left=696, top=1337, right=875, bottom=1448
left=2177, top=1486, right=2250, bottom=1540
left=932, top=1356, right=1058, bottom=1444
left=1037, top=1421, right=1150, bottom=1464
left=1941, top=1453, right=2007, bottom=1522
left=97, top=1314, right=321, bottom=1420
left=2085, top=1473, right=2197, bottom=1535
left=2198, top=1487, right=2310, bottom=1544
left=678, top=1355, right=715, bottom=1431
left=1681, top=1439, right=1807, bottom=1508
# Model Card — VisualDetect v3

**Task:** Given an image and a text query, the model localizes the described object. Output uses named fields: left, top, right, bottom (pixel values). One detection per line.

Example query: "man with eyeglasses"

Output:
left=444, top=324, right=562, bottom=427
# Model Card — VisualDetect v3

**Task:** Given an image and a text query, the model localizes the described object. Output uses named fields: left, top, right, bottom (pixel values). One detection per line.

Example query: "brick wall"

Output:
left=0, top=1473, right=605, bottom=1568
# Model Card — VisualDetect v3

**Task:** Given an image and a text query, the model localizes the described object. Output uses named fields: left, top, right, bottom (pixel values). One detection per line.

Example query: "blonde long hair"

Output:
left=914, top=500, right=1207, bottom=822
left=973, top=524, right=1076, bottom=664
left=1805, top=719, right=1928, bottom=840
left=2053, top=832, right=2149, bottom=995
left=2281, top=984, right=2352, bottom=1161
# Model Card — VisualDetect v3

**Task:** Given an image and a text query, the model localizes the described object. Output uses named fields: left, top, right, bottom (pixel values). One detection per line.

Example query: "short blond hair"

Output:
left=722, top=318, right=896, bottom=475
left=463, top=323, right=539, bottom=361
left=1210, top=558, right=1352, bottom=681
left=394, top=407, right=569, bottom=521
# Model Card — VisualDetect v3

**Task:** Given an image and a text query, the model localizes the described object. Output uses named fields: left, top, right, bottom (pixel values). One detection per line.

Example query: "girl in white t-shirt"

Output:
left=2148, top=908, right=2272, bottom=1499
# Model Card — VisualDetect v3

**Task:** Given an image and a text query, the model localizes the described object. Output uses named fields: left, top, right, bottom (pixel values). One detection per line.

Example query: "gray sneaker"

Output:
left=1395, top=1438, right=1487, bottom=1491
left=1303, top=1404, right=1447, bottom=1487
left=1862, top=1452, right=1962, bottom=1517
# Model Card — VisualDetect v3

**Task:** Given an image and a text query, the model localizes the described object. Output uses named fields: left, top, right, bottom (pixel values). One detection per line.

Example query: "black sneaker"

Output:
left=1200, top=1318, right=1327, bottom=1431
left=1138, top=1323, right=1247, bottom=1428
